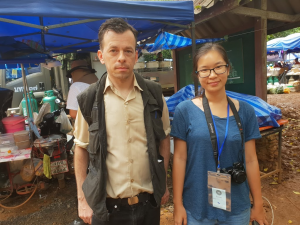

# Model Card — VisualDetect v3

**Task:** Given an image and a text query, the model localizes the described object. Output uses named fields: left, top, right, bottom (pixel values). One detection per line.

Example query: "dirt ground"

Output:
left=1, top=93, right=300, bottom=225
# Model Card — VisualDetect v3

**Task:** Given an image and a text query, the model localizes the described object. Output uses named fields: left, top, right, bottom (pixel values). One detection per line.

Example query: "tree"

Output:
left=267, top=27, right=300, bottom=41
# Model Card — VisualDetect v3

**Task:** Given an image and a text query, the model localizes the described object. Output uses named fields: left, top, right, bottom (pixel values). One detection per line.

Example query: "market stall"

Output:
left=267, top=33, right=300, bottom=93
left=0, top=37, right=61, bottom=208
left=0, top=0, right=195, bottom=208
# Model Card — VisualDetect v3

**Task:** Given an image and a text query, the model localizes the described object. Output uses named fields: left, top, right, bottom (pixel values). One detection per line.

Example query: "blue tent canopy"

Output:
left=0, top=36, right=53, bottom=69
left=139, top=32, right=225, bottom=53
left=0, top=0, right=194, bottom=53
left=267, top=33, right=300, bottom=53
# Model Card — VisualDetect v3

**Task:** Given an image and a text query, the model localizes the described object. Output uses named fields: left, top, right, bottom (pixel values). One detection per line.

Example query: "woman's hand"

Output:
left=174, top=204, right=187, bottom=225
left=250, top=204, right=268, bottom=225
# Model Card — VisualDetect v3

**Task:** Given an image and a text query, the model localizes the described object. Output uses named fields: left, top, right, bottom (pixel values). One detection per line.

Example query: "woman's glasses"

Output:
left=195, top=64, right=229, bottom=78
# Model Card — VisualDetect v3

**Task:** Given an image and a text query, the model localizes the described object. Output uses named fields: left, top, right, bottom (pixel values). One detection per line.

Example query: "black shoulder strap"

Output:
left=202, top=95, right=218, bottom=166
left=202, top=95, right=244, bottom=167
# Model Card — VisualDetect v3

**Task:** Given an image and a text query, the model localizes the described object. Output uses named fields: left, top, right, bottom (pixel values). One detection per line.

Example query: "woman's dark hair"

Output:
left=193, top=43, right=230, bottom=97
left=98, top=18, right=138, bottom=50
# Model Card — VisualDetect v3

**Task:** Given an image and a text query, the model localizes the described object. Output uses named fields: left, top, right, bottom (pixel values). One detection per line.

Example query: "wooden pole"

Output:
left=191, top=22, right=198, bottom=96
left=254, top=0, right=267, bottom=100
left=21, top=63, right=33, bottom=140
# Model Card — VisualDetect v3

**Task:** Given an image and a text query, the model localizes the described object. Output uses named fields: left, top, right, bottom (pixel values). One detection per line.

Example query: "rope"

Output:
left=262, top=196, right=274, bottom=225
left=0, top=176, right=38, bottom=209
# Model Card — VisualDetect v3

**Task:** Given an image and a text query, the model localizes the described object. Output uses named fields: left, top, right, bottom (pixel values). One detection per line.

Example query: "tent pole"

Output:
left=191, top=22, right=198, bottom=96
left=39, top=17, right=46, bottom=52
left=21, top=64, right=33, bottom=140
left=150, top=20, right=189, bottom=29
left=49, top=40, right=98, bottom=52
left=0, top=18, right=43, bottom=29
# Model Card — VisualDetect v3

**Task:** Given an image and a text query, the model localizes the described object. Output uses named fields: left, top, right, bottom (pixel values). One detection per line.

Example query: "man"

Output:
left=156, top=52, right=164, bottom=61
left=66, top=59, right=98, bottom=119
left=74, top=18, right=170, bottom=225
left=294, top=58, right=300, bottom=64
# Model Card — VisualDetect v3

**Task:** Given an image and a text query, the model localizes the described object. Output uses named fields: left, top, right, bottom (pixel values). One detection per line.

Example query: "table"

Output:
left=0, top=148, right=31, bottom=163
left=0, top=148, right=32, bottom=194
left=258, top=119, right=288, bottom=183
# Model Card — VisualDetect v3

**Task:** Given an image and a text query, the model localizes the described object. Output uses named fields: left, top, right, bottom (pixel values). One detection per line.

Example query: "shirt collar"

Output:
left=103, top=74, right=143, bottom=94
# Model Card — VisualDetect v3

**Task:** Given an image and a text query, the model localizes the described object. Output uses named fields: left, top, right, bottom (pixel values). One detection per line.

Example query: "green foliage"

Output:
left=143, top=49, right=172, bottom=62
left=267, top=27, right=300, bottom=41
left=162, top=49, right=172, bottom=59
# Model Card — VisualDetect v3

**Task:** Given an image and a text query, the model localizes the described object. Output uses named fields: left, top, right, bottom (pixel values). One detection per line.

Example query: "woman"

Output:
left=171, top=43, right=268, bottom=225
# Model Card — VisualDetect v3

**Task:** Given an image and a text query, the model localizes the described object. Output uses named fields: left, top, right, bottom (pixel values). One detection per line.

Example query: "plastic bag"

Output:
left=20, top=159, right=35, bottom=182
left=35, top=102, right=51, bottom=126
left=56, top=109, right=72, bottom=134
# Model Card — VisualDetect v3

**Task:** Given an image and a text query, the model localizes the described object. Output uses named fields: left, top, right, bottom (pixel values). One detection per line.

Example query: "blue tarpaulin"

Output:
left=167, top=85, right=282, bottom=128
left=6, top=68, right=29, bottom=79
left=267, top=33, right=300, bottom=53
left=0, top=0, right=194, bottom=53
left=0, top=36, right=53, bottom=68
left=139, top=32, right=225, bottom=52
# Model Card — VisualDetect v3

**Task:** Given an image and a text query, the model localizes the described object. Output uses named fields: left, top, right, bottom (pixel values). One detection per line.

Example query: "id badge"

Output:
left=207, top=171, right=231, bottom=211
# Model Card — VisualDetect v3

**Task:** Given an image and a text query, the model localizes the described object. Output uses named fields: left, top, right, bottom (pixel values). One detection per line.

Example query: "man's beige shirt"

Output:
left=74, top=75, right=170, bottom=199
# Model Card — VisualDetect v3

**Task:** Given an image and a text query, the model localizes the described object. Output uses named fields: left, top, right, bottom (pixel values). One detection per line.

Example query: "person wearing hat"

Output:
left=66, top=60, right=98, bottom=119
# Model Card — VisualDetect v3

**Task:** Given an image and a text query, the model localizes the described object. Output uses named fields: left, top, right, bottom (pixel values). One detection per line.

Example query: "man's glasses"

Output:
left=195, top=64, right=229, bottom=78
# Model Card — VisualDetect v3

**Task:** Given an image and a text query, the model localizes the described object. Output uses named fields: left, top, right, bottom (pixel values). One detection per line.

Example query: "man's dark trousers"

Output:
left=91, top=195, right=160, bottom=225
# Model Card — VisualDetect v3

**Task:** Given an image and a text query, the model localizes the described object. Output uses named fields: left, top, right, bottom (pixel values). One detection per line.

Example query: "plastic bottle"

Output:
left=273, top=76, right=279, bottom=86
left=267, top=76, right=273, bottom=85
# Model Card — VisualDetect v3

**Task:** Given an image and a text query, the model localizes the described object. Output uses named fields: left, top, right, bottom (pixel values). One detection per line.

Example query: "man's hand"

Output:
left=78, top=196, right=93, bottom=224
left=161, top=185, right=170, bottom=205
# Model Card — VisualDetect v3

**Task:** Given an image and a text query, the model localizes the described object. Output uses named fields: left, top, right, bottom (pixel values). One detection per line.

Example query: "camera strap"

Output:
left=202, top=95, right=244, bottom=169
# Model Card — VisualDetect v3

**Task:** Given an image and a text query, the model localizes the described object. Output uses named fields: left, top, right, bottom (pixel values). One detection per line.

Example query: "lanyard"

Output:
left=202, top=95, right=244, bottom=171
left=210, top=103, right=230, bottom=170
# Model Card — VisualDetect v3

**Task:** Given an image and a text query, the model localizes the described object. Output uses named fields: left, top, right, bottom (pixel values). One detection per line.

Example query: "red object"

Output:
left=259, top=119, right=289, bottom=132
left=2, top=116, right=26, bottom=133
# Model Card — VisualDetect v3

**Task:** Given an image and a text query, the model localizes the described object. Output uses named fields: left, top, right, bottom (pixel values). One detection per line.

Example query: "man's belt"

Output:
left=106, top=192, right=152, bottom=206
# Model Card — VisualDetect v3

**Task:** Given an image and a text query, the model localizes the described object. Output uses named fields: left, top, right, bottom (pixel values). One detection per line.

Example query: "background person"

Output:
left=73, top=18, right=170, bottom=225
left=156, top=52, right=164, bottom=61
left=66, top=59, right=98, bottom=119
left=171, top=43, right=268, bottom=225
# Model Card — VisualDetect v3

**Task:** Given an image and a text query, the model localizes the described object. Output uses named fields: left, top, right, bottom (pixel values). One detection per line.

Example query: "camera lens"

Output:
left=233, top=170, right=247, bottom=184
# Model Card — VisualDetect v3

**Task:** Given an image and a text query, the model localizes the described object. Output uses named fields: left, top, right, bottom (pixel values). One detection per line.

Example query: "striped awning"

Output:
left=139, top=32, right=225, bottom=53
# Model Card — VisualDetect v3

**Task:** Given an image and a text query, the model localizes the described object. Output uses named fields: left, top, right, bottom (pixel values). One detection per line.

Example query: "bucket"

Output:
left=2, top=116, right=26, bottom=133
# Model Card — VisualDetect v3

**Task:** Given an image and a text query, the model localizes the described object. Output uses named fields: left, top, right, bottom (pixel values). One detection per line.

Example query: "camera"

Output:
left=220, top=162, right=247, bottom=184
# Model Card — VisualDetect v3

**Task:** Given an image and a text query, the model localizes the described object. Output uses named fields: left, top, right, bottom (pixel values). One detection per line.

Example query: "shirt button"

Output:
left=125, top=102, right=128, bottom=105
left=128, top=138, right=132, bottom=143
left=131, top=179, right=134, bottom=183
left=130, top=159, right=133, bottom=163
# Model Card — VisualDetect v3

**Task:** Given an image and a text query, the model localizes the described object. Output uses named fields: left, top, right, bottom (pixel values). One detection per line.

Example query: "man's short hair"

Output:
left=98, top=18, right=138, bottom=50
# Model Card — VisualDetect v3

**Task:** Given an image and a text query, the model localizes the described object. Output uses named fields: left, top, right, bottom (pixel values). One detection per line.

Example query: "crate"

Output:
left=14, top=130, right=30, bottom=143
left=16, top=140, right=31, bottom=150
left=0, top=133, right=15, bottom=147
